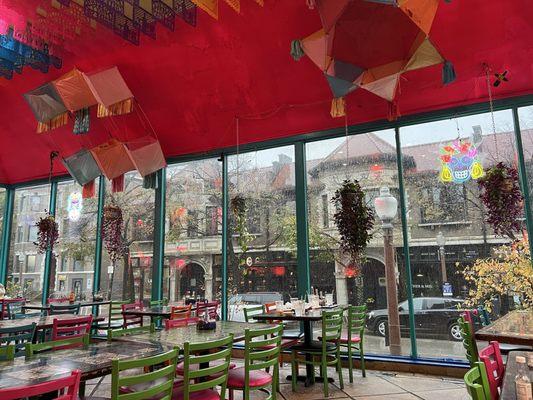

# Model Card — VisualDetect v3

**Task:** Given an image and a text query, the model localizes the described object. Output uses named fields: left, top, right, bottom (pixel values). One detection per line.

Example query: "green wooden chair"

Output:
left=179, top=334, right=234, bottom=400
left=149, top=299, right=169, bottom=307
left=464, top=361, right=491, bottom=400
left=111, top=347, right=179, bottom=400
left=227, top=325, right=282, bottom=400
left=342, top=305, right=367, bottom=381
left=291, top=309, right=344, bottom=397
left=0, top=344, right=15, bottom=361
left=107, top=323, right=156, bottom=341
left=25, top=334, right=90, bottom=357
left=0, top=322, right=37, bottom=357
left=243, top=305, right=265, bottom=323
left=458, top=316, right=479, bottom=366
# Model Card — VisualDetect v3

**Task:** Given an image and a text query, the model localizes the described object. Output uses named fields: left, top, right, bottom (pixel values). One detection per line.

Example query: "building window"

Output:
left=322, top=194, right=329, bottom=228
left=419, top=185, right=468, bottom=224
left=28, top=225, right=38, bottom=242
left=205, top=206, right=218, bottom=236
left=13, top=255, right=22, bottom=273
left=187, top=210, right=199, bottom=238
left=16, top=225, right=23, bottom=243
left=60, top=255, right=68, bottom=272
left=25, top=255, right=36, bottom=273
left=30, top=195, right=41, bottom=212
left=73, top=259, right=83, bottom=271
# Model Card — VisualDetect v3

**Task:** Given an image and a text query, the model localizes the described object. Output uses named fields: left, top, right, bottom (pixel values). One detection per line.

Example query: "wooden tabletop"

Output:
left=23, top=300, right=111, bottom=311
left=500, top=351, right=533, bottom=400
left=121, top=306, right=172, bottom=318
left=116, top=321, right=272, bottom=347
left=253, top=307, right=343, bottom=323
left=0, top=340, right=164, bottom=389
left=0, top=314, right=104, bottom=330
left=475, top=310, right=533, bottom=346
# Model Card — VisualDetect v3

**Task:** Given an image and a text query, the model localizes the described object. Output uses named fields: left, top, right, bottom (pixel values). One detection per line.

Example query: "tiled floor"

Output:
left=85, top=365, right=470, bottom=400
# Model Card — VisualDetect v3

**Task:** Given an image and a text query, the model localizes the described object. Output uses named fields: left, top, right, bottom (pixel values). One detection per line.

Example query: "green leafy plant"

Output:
left=34, top=214, right=59, bottom=254
left=230, top=194, right=254, bottom=252
left=331, top=179, right=375, bottom=270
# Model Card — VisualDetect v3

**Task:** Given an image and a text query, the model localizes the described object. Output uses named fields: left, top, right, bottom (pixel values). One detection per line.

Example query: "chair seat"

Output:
left=291, top=340, right=337, bottom=353
left=282, top=328, right=304, bottom=339
left=259, top=337, right=299, bottom=350
left=227, top=367, right=273, bottom=389
left=172, top=388, right=221, bottom=400
left=318, top=334, right=360, bottom=344
left=176, top=360, right=236, bottom=376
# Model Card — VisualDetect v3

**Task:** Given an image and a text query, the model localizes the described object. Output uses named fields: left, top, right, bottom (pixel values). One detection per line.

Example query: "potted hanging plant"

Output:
left=478, top=162, right=523, bottom=240
left=102, top=204, right=125, bottom=299
left=34, top=212, right=59, bottom=255
left=230, top=194, right=253, bottom=252
left=331, top=179, right=375, bottom=275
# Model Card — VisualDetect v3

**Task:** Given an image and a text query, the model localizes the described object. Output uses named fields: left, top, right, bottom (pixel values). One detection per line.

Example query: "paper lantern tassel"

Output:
left=290, top=40, right=305, bottom=61
left=112, top=174, right=125, bottom=193
left=97, top=98, right=133, bottom=117
left=442, top=60, right=457, bottom=85
left=37, top=112, right=69, bottom=133
left=330, top=97, right=346, bottom=118
left=82, top=180, right=96, bottom=198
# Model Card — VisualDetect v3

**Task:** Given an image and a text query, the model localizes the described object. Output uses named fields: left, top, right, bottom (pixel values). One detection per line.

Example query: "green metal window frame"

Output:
left=0, top=95, right=531, bottom=365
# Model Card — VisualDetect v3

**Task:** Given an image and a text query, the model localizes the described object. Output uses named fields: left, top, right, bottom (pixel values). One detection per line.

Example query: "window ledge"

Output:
left=418, top=221, right=472, bottom=227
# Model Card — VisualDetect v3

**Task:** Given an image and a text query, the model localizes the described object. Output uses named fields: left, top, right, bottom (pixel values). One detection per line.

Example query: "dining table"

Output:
left=499, top=351, right=533, bottom=400
left=0, top=339, right=165, bottom=394
left=253, top=306, right=344, bottom=386
left=0, top=313, right=104, bottom=331
left=23, top=300, right=111, bottom=312
left=475, top=310, right=533, bottom=346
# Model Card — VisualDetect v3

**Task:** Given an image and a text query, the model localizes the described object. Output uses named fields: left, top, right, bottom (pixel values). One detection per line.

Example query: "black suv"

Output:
left=366, top=297, right=471, bottom=341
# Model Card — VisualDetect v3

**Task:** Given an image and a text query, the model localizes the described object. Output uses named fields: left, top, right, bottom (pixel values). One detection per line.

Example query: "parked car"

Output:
left=366, top=297, right=476, bottom=341
left=228, top=292, right=283, bottom=322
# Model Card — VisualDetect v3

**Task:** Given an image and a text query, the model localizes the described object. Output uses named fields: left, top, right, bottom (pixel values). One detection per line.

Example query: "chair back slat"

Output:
left=121, top=302, right=144, bottom=328
left=347, top=305, right=367, bottom=339
left=0, top=322, right=36, bottom=356
left=149, top=299, right=169, bottom=307
left=0, top=344, right=15, bottom=361
left=458, top=315, right=479, bottom=366
left=479, top=341, right=504, bottom=400
left=170, top=304, right=192, bottom=320
left=0, top=370, right=81, bottom=400
left=107, top=301, right=128, bottom=329
left=25, top=334, right=90, bottom=356
left=181, top=334, right=233, bottom=400
left=1, top=298, right=25, bottom=320
left=49, top=303, right=81, bottom=316
left=112, top=348, right=178, bottom=400
left=108, top=323, right=155, bottom=341
left=243, top=305, right=264, bottom=323
left=464, top=362, right=491, bottom=400
left=6, top=300, right=25, bottom=319
left=52, top=315, right=93, bottom=341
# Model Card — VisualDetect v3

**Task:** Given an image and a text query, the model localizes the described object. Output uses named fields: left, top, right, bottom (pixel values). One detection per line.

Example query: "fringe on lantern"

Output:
left=442, top=60, right=457, bottom=85
left=330, top=97, right=346, bottom=118
left=143, top=171, right=159, bottom=189
left=82, top=180, right=96, bottom=198
left=97, top=98, right=133, bottom=118
left=387, top=101, right=400, bottom=122
left=37, top=112, right=69, bottom=133
left=290, top=40, right=305, bottom=61
left=112, top=174, right=125, bottom=193
left=73, top=108, right=90, bottom=134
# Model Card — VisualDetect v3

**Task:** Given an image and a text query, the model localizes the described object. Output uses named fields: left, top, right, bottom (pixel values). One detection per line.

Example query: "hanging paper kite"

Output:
left=85, top=66, right=134, bottom=117
left=291, top=0, right=455, bottom=118
left=23, top=82, right=69, bottom=133
left=439, top=138, right=484, bottom=184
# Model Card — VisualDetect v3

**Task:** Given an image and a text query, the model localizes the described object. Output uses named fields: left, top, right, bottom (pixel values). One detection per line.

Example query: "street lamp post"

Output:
left=374, top=187, right=402, bottom=356
left=436, top=231, right=447, bottom=284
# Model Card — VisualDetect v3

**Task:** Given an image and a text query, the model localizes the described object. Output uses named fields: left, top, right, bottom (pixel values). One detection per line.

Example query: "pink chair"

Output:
left=122, top=302, right=144, bottom=328
left=52, top=315, right=93, bottom=342
left=196, top=301, right=219, bottom=320
left=164, top=317, right=199, bottom=330
left=479, top=341, right=505, bottom=400
left=0, top=370, right=81, bottom=400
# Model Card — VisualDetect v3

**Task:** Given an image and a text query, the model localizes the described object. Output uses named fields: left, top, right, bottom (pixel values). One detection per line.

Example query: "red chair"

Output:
left=196, top=301, right=219, bottom=320
left=122, top=302, right=144, bottom=328
left=48, top=297, right=70, bottom=304
left=52, top=315, right=93, bottom=341
left=170, top=304, right=192, bottom=320
left=0, top=370, right=81, bottom=400
left=164, top=317, right=199, bottom=330
left=0, top=298, right=26, bottom=320
left=479, top=341, right=505, bottom=400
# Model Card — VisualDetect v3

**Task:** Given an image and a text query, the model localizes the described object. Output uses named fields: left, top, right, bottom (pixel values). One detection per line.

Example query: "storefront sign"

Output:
left=442, top=282, right=453, bottom=297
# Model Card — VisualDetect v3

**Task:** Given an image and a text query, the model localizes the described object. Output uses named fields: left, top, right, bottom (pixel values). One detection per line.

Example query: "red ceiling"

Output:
left=0, top=0, right=532, bottom=184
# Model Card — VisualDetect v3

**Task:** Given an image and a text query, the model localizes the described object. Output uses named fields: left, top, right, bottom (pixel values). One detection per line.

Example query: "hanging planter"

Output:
left=102, top=204, right=124, bottom=263
left=332, top=179, right=375, bottom=267
left=478, top=162, right=523, bottom=239
left=34, top=214, right=59, bottom=254
left=230, top=194, right=253, bottom=252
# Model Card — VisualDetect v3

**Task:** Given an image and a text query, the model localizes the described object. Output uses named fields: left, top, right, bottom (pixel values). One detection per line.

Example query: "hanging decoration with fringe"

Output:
left=143, top=171, right=159, bottom=189
left=330, top=97, right=346, bottom=118
left=224, top=0, right=240, bottom=13
left=82, top=179, right=96, bottom=199
left=73, top=107, right=90, bottom=134
left=112, top=174, right=125, bottom=193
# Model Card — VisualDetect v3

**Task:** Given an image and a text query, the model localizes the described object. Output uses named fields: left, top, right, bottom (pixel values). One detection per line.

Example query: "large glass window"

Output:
left=306, top=131, right=411, bottom=356
left=7, top=185, right=50, bottom=304
left=0, top=188, right=5, bottom=247
left=518, top=106, right=533, bottom=224
left=227, top=147, right=297, bottom=321
left=100, top=172, right=155, bottom=302
left=50, top=180, right=98, bottom=301
left=400, top=110, right=526, bottom=359
left=164, top=159, right=223, bottom=304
